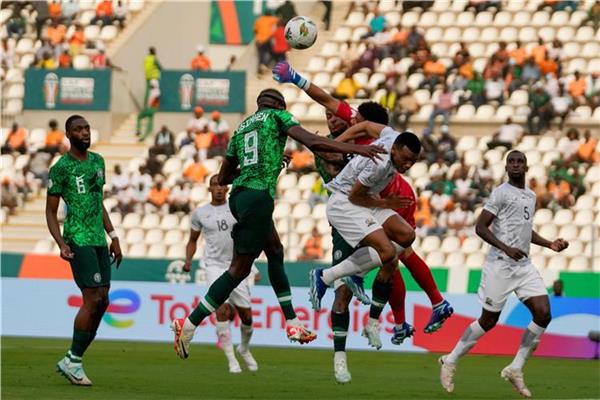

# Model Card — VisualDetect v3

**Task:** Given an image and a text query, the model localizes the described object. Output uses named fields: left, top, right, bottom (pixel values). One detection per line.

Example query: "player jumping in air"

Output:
left=171, top=88, right=385, bottom=359
left=184, top=175, right=258, bottom=373
left=439, top=150, right=568, bottom=398
left=46, top=115, right=123, bottom=386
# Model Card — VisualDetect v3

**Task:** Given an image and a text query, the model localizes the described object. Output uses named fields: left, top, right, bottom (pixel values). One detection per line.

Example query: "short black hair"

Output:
left=65, top=114, right=85, bottom=132
left=49, top=119, right=58, bottom=129
left=357, top=101, right=389, bottom=125
left=209, top=174, right=219, bottom=185
left=257, top=88, right=286, bottom=109
left=393, top=131, right=421, bottom=155
left=507, top=149, right=527, bottom=162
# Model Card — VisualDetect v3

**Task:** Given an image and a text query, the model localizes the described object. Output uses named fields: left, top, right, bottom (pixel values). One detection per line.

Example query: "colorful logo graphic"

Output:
left=67, top=289, right=141, bottom=328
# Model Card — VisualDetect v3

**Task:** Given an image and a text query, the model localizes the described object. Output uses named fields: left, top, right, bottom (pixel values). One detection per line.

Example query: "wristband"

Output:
left=108, top=231, right=118, bottom=240
left=296, top=76, right=311, bottom=91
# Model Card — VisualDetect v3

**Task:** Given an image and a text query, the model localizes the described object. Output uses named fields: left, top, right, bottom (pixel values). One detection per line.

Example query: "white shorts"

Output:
left=205, top=266, right=252, bottom=308
left=477, top=258, right=547, bottom=312
left=327, top=192, right=397, bottom=248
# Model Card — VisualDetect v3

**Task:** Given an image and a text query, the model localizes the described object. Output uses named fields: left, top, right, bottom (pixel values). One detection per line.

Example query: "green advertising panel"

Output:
left=159, top=70, right=246, bottom=113
left=24, top=68, right=111, bottom=110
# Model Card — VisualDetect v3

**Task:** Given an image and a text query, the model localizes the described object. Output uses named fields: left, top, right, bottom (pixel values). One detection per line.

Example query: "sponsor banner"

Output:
left=209, top=0, right=265, bottom=45
left=159, top=70, right=245, bottom=113
left=2, top=278, right=598, bottom=358
left=24, top=69, right=111, bottom=111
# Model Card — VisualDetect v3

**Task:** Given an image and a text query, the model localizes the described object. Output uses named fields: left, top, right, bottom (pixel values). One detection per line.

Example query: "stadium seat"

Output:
left=568, top=256, right=590, bottom=271
left=462, top=236, right=481, bottom=254
left=455, top=11, right=474, bottom=27
left=292, top=203, right=311, bottom=220
left=345, top=11, right=364, bottom=27
left=500, top=27, right=518, bottom=42
left=474, top=11, right=493, bottom=27
left=445, top=253, right=465, bottom=268
left=273, top=202, right=291, bottom=219
left=456, top=136, right=477, bottom=155
left=141, top=214, right=161, bottom=230
left=122, top=213, right=142, bottom=229
left=539, top=224, right=558, bottom=239
left=533, top=208, right=553, bottom=226
left=456, top=104, right=476, bottom=120
left=164, top=229, right=183, bottom=246
left=508, top=90, right=528, bottom=106
left=73, top=55, right=91, bottom=69
left=441, top=236, right=461, bottom=253
left=575, top=26, right=595, bottom=42
left=531, top=11, right=549, bottom=26
left=147, top=244, right=167, bottom=259
left=563, top=240, right=583, bottom=258
left=480, top=27, right=499, bottom=42
left=547, top=255, right=567, bottom=271
left=420, top=236, right=441, bottom=253
left=295, top=219, right=315, bottom=235
left=409, top=162, right=428, bottom=180
left=531, top=254, right=547, bottom=270
left=476, top=104, right=495, bottom=120
left=579, top=225, right=596, bottom=244
left=464, top=149, right=482, bottom=167
left=426, top=251, right=445, bottom=267
left=538, top=26, right=556, bottom=41
left=128, top=243, right=147, bottom=257
left=33, top=240, right=53, bottom=254
left=574, top=209, right=594, bottom=227
left=554, top=209, right=573, bottom=227
left=550, top=11, right=570, bottom=26
left=283, top=188, right=301, bottom=203
left=465, top=252, right=485, bottom=268
left=125, top=228, right=144, bottom=245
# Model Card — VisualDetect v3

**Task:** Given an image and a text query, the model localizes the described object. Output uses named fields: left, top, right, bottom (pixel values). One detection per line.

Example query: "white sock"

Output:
left=183, top=317, right=197, bottom=332
left=509, top=321, right=545, bottom=371
left=445, top=321, right=486, bottom=364
left=368, top=317, right=379, bottom=326
left=216, top=321, right=235, bottom=357
left=334, top=351, right=346, bottom=363
left=322, top=247, right=382, bottom=285
left=239, top=323, right=253, bottom=352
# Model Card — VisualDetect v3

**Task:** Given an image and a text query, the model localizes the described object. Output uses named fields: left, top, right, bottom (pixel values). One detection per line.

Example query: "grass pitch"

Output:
left=2, top=337, right=599, bottom=399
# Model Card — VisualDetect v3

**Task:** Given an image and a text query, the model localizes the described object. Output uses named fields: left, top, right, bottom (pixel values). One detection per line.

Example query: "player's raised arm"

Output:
left=184, top=229, right=201, bottom=272
left=531, top=230, right=569, bottom=252
left=286, top=125, right=384, bottom=160
left=475, top=210, right=526, bottom=261
left=102, top=204, right=122, bottom=267
left=335, top=121, right=387, bottom=143
left=348, top=181, right=414, bottom=210
left=272, top=61, right=340, bottom=114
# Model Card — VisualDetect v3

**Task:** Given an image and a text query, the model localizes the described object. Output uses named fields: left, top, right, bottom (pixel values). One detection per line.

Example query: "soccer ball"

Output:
left=285, top=16, right=318, bottom=50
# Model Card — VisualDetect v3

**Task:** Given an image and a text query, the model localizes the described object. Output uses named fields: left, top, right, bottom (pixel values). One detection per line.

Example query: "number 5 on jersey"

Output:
left=244, top=131, right=258, bottom=166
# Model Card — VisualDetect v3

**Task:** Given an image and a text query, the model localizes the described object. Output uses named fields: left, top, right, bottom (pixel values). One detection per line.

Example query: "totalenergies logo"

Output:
left=67, top=289, right=141, bottom=328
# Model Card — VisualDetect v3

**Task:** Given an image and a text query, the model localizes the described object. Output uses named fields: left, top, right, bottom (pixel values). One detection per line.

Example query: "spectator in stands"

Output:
left=91, top=0, right=114, bottom=25
left=1, top=177, right=19, bottom=215
left=61, top=0, right=79, bottom=24
left=401, top=1, right=433, bottom=12
left=110, top=164, right=130, bottom=194
left=538, top=54, right=559, bottom=78
left=37, top=51, right=57, bottom=69
left=420, top=131, right=438, bottom=165
left=438, top=125, right=458, bottom=165
left=483, top=54, right=505, bottom=80
left=453, top=168, right=472, bottom=202
left=168, top=181, right=191, bottom=214
left=145, top=153, right=164, bottom=178
left=271, top=19, right=290, bottom=63
left=183, top=154, right=208, bottom=184
left=275, top=0, right=297, bottom=24
left=407, top=25, right=424, bottom=51
left=114, top=0, right=127, bottom=26
left=576, top=130, right=599, bottom=164
left=144, top=47, right=162, bottom=101
left=194, top=125, right=213, bottom=161
left=68, top=24, right=86, bottom=55
left=334, top=71, right=361, bottom=99
left=509, top=40, right=528, bottom=67
left=254, top=10, right=278, bottom=74
left=561, top=128, right=580, bottom=160
left=25, top=151, right=51, bottom=187
left=7, top=8, right=26, bottom=39
left=190, top=46, right=211, bottom=71
left=532, top=38, right=547, bottom=65
left=351, top=42, right=377, bottom=73
left=298, top=228, right=324, bottom=261
left=568, top=70, right=587, bottom=106
left=465, top=71, right=486, bottom=108
left=225, top=55, right=237, bottom=71
left=147, top=181, right=170, bottom=212
left=289, top=145, right=315, bottom=174
left=116, top=183, right=135, bottom=214
left=430, top=185, right=453, bottom=214
left=586, top=73, right=600, bottom=108
left=485, top=72, right=505, bottom=105
left=137, top=79, right=160, bottom=141
left=33, top=1, right=50, bottom=39
left=91, top=48, right=113, bottom=68
left=487, top=117, right=523, bottom=150
left=392, top=88, right=419, bottom=130
left=0, top=38, right=15, bottom=69
left=43, top=119, right=65, bottom=155
left=447, top=42, right=470, bottom=76
left=408, top=38, right=430, bottom=75
left=529, top=177, right=552, bottom=209
left=48, top=0, right=61, bottom=21
left=521, top=57, right=541, bottom=85
left=548, top=39, right=564, bottom=62
left=491, top=41, right=510, bottom=73
left=447, top=200, right=475, bottom=239
left=131, top=166, right=153, bottom=190
left=527, top=85, right=552, bottom=134
left=321, top=0, right=332, bottom=30
left=46, top=20, right=66, bottom=45
left=551, top=85, right=572, bottom=130
left=308, top=179, right=328, bottom=208
left=552, top=280, right=564, bottom=297
left=58, top=49, right=72, bottom=68
left=377, top=79, right=399, bottom=112
left=464, top=0, right=501, bottom=14
left=1, top=123, right=27, bottom=154
left=388, top=23, right=410, bottom=59
left=150, top=126, right=175, bottom=157
left=580, top=0, right=600, bottom=30
left=187, top=106, right=209, bottom=135
left=208, top=111, right=229, bottom=157
left=427, top=84, right=454, bottom=132
left=420, top=55, right=446, bottom=93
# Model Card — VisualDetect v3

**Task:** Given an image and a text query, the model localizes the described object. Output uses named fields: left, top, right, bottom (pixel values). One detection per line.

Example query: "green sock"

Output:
left=189, top=271, right=241, bottom=325
left=369, top=280, right=391, bottom=319
left=267, top=251, right=296, bottom=320
left=332, top=311, right=350, bottom=352
left=69, top=329, right=94, bottom=359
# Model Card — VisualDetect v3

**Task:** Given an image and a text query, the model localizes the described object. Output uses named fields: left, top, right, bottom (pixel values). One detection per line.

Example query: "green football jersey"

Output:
left=226, top=108, right=300, bottom=197
left=314, top=134, right=334, bottom=184
left=47, top=152, right=106, bottom=246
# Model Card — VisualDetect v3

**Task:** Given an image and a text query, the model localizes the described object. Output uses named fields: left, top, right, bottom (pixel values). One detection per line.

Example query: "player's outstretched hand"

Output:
left=183, top=260, right=192, bottom=273
left=110, top=238, right=123, bottom=268
left=351, top=144, right=386, bottom=161
left=272, top=61, right=294, bottom=83
left=550, top=238, right=569, bottom=252
left=504, top=246, right=527, bottom=261
left=59, top=243, right=75, bottom=261
left=385, top=195, right=415, bottom=209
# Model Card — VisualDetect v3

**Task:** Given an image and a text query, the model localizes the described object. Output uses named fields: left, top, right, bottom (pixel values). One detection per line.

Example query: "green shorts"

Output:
left=331, top=226, right=356, bottom=266
left=68, top=243, right=111, bottom=289
left=229, top=187, right=274, bottom=254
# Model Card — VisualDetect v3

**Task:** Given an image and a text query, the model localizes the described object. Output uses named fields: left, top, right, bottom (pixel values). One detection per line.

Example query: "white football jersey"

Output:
left=190, top=202, right=237, bottom=269
left=483, top=182, right=537, bottom=265
left=326, top=127, right=399, bottom=196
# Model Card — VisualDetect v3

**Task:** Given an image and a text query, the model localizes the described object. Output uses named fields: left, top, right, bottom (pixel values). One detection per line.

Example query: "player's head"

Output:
left=257, top=88, right=286, bottom=110
left=353, top=101, right=389, bottom=126
left=325, top=109, right=349, bottom=137
left=505, top=150, right=528, bottom=180
left=65, top=114, right=90, bottom=151
left=391, top=131, right=421, bottom=173
left=208, top=175, right=228, bottom=203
